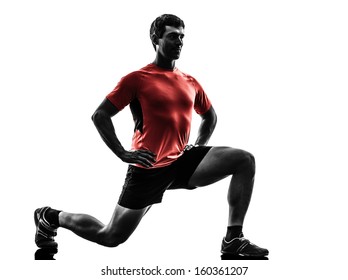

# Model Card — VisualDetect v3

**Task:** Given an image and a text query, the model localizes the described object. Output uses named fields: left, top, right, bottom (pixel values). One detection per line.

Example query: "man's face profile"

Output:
left=157, top=25, right=185, bottom=60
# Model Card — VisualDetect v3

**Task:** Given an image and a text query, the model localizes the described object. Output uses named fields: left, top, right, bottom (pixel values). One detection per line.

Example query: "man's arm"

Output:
left=91, top=98, right=156, bottom=168
left=195, top=106, right=217, bottom=146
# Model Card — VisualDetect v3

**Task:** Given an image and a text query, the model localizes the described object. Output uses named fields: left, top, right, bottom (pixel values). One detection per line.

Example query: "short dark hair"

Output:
left=150, top=14, right=185, bottom=50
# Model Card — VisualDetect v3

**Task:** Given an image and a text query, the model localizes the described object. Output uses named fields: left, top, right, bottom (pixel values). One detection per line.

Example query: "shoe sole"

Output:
left=221, top=251, right=268, bottom=257
left=35, top=247, right=58, bottom=260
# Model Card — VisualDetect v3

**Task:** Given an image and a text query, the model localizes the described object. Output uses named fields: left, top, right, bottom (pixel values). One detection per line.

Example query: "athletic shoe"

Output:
left=34, top=207, right=58, bottom=248
left=221, top=234, right=268, bottom=257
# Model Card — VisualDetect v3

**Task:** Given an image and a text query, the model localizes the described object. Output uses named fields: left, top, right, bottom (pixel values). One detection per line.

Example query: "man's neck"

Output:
left=153, top=56, right=176, bottom=70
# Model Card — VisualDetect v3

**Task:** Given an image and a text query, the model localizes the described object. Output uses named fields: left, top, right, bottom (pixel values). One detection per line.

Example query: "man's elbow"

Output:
left=91, top=110, right=98, bottom=123
left=210, top=114, right=217, bottom=132
left=208, top=106, right=217, bottom=127
left=91, top=109, right=107, bottom=125
left=212, top=109, right=218, bottom=125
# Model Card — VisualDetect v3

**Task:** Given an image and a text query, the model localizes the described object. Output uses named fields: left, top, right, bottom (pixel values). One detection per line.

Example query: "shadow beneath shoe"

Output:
left=35, top=247, right=58, bottom=260
left=221, top=254, right=268, bottom=260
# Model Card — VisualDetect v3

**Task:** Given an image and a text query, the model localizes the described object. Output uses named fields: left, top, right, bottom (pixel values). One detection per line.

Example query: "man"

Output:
left=34, top=14, right=268, bottom=257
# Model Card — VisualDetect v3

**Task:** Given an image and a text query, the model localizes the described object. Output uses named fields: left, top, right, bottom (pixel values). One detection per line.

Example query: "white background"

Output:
left=1, top=0, right=347, bottom=279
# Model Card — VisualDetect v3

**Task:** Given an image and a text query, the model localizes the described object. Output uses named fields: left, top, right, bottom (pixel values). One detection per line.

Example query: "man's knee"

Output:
left=236, top=150, right=256, bottom=175
left=97, top=230, right=130, bottom=248
left=103, top=237, right=127, bottom=248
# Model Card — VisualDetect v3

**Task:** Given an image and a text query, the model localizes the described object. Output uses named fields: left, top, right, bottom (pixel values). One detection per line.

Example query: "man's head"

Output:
left=150, top=14, right=185, bottom=51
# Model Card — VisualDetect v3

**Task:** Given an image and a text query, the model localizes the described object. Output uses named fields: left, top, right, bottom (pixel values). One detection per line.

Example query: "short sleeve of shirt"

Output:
left=106, top=72, right=138, bottom=111
left=192, top=77, right=212, bottom=115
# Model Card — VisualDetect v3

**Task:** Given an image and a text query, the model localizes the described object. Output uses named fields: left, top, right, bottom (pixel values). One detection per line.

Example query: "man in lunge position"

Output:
left=35, top=14, right=268, bottom=257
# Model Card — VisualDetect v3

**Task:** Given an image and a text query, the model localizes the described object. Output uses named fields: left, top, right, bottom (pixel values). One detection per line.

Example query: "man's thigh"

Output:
left=188, top=146, right=253, bottom=187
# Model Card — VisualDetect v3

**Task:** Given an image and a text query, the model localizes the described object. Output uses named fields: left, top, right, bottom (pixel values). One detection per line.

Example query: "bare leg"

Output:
left=59, top=204, right=151, bottom=247
left=188, top=146, right=255, bottom=226
left=188, top=147, right=269, bottom=256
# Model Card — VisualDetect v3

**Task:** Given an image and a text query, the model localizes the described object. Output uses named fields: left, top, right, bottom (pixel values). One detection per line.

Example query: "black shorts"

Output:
left=118, top=146, right=212, bottom=209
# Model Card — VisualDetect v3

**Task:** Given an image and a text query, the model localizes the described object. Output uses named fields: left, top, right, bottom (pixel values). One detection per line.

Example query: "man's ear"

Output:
left=151, top=34, right=159, bottom=45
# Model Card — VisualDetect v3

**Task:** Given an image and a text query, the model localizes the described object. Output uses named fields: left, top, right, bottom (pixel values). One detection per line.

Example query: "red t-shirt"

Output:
left=106, top=63, right=212, bottom=168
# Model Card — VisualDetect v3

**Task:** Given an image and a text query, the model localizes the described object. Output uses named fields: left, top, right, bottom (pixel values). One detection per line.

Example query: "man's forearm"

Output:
left=91, top=110, right=125, bottom=157
left=195, top=107, right=217, bottom=146
left=195, top=118, right=216, bottom=146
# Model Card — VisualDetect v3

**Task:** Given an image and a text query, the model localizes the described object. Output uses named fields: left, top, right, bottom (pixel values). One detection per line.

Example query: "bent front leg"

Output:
left=188, top=146, right=256, bottom=226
